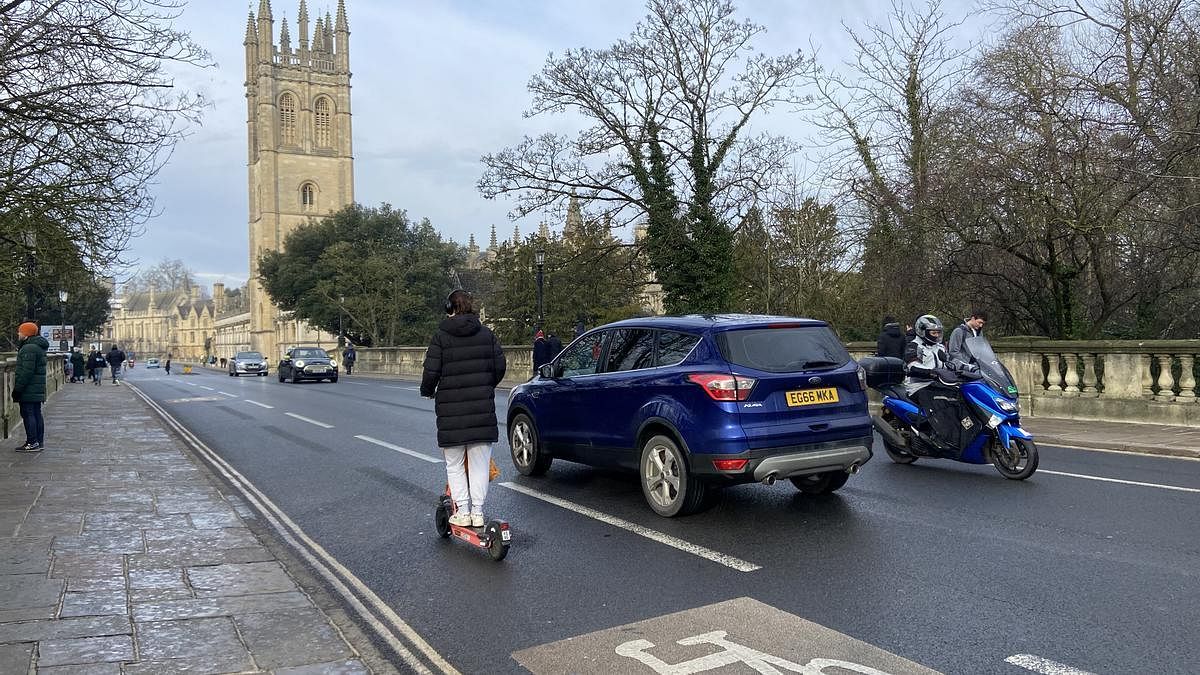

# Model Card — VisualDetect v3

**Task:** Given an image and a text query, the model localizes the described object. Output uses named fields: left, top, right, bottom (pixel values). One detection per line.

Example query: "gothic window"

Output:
left=314, top=97, right=332, bottom=147
left=301, top=183, right=315, bottom=210
left=279, top=93, right=297, bottom=145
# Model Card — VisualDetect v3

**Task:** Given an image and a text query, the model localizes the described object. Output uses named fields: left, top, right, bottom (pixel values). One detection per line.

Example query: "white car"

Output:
left=145, top=358, right=161, bottom=369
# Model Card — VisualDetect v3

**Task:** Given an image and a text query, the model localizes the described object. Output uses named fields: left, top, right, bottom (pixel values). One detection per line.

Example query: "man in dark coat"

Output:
left=69, top=348, right=85, bottom=383
left=106, top=345, right=125, bottom=384
left=421, top=290, right=506, bottom=528
left=13, top=322, right=48, bottom=452
left=547, top=333, right=564, bottom=361
left=342, top=345, right=357, bottom=375
left=875, top=316, right=906, bottom=359
left=532, top=330, right=550, bottom=373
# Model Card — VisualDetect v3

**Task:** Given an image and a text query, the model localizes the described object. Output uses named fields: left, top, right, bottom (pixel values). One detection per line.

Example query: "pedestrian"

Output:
left=532, top=330, right=549, bottom=373
left=12, top=322, right=48, bottom=452
left=219, top=357, right=226, bottom=369
left=70, top=348, right=85, bottom=384
left=343, top=344, right=357, bottom=375
left=106, top=344, right=125, bottom=384
left=63, top=355, right=74, bottom=383
left=875, top=315, right=906, bottom=359
left=88, top=349, right=106, bottom=385
left=574, top=318, right=586, bottom=339
left=165, top=353, right=172, bottom=375
left=947, top=309, right=987, bottom=364
left=547, top=333, right=563, bottom=361
left=420, top=289, right=507, bottom=528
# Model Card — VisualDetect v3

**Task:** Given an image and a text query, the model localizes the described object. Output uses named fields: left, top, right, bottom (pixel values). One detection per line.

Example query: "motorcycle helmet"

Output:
left=915, top=314, right=944, bottom=344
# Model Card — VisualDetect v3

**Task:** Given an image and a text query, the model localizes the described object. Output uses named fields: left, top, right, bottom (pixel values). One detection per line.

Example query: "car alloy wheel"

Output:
left=509, top=413, right=551, bottom=476
left=639, top=434, right=706, bottom=517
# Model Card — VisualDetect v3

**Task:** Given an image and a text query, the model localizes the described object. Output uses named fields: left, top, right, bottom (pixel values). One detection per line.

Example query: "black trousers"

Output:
left=19, top=401, right=44, bottom=445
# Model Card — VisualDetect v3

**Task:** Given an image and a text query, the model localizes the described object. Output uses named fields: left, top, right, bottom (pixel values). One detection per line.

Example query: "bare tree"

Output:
left=0, top=0, right=210, bottom=273
left=479, top=0, right=809, bottom=312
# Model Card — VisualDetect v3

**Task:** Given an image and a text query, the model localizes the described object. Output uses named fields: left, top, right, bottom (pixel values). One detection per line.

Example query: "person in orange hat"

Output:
left=13, top=322, right=48, bottom=452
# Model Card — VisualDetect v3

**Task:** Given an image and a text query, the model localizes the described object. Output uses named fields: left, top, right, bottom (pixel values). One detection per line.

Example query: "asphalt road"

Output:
left=123, top=366, right=1200, bottom=674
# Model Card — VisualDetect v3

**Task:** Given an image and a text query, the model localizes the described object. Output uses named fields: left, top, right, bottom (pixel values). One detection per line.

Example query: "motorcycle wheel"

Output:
left=992, top=438, right=1039, bottom=480
left=881, top=417, right=918, bottom=464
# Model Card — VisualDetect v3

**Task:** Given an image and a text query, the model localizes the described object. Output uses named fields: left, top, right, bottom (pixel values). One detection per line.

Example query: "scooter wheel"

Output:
left=883, top=439, right=918, bottom=465
left=485, top=521, right=509, bottom=561
left=434, top=496, right=452, bottom=538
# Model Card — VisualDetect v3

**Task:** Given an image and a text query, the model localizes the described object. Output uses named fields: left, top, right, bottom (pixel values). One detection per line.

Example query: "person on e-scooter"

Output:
left=420, top=289, right=507, bottom=528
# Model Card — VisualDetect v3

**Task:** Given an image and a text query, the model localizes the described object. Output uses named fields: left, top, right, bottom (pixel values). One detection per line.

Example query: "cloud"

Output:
left=131, top=0, right=979, bottom=290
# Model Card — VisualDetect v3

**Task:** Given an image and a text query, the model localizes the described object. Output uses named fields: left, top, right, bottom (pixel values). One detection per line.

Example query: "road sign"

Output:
left=39, top=324, right=74, bottom=352
left=512, top=597, right=941, bottom=675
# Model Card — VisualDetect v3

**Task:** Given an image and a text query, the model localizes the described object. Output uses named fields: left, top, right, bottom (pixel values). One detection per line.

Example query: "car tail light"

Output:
left=712, top=458, right=748, bottom=471
left=687, top=373, right=757, bottom=401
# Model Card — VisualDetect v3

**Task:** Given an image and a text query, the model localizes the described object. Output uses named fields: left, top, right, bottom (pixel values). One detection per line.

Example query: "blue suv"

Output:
left=506, top=315, right=873, bottom=516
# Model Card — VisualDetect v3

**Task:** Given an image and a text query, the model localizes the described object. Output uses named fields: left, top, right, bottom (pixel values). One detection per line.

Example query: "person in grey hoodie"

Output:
left=947, top=309, right=987, bottom=364
left=13, top=322, right=48, bottom=452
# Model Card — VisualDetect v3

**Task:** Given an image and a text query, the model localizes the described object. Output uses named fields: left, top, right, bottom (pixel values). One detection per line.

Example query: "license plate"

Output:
left=501, top=529, right=511, bottom=541
left=785, top=387, right=839, bottom=407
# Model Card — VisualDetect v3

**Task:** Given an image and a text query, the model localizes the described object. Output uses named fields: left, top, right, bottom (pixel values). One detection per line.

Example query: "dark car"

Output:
left=229, top=351, right=269, bottom=377
left=277, top=347, right=338, bottom=383
left=506, top=315, right=872, bottom=516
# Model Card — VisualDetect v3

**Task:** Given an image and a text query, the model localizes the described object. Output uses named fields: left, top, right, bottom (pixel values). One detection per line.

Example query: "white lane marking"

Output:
left=354, top=435, right=442, bottom=464
left=343, top=381, right=371, bottom=386
left=217, top=391, right=238, bottom=398
left=384, top=385, right=420, bottom=391
left=499, top=482, right=762, bottom=573
left=1005, top=654, right=1095, bottom=674
left=284, top=412, right=334, bottom=429
left=244, top=400, right=274, bottom=409
left=184, top=382, right=197, bottom=387
left=1039, top=469, right=1200, bottom=494
left=123, top=382, right=457, bottom=674
left=198, top=385, right=215, bottom=391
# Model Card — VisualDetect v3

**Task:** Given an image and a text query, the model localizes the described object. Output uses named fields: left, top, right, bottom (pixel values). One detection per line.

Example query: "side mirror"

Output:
left=539, top=363, right=556, bottom=379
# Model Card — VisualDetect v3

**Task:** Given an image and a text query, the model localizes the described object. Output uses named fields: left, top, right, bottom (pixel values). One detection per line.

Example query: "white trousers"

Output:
left=443, top=443, right=491, bottom=515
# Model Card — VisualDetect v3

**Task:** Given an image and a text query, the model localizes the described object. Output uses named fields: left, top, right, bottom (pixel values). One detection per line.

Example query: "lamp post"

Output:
left=58, top=290, right=69, bottom=352
left=535, top=247, right=545, bottom=331
left=338, top=295, right=345, bottom=348
left=22, top=230, right=36, bottom=320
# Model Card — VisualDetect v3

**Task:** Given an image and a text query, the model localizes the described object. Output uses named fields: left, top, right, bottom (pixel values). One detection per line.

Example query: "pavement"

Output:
left=0, top=378, right=384, bottom=674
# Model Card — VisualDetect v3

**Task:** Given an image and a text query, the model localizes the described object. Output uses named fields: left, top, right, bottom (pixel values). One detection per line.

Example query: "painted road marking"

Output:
left=1005, top=654, right=1095, bottom=674
left=343, top=381, right=370, bottom=386
left=513, top=597, right=938, bottom=674
left=164, top=396, right=224, bottom=404
left=124, top=382, right=458, bottom=674
left=198, top=385, right=215, bottom=391
left=384, top=385, right=420, bottom=390
left=284, top=412, right=334, bottom=429
left=244, top=400, right=274, bottom=409
left=499, top=482, right=761, bottom=573
left=217, top=391, right=238, bottom=398
left=354, top=435, right=441, bottom=464
left=1039, top=469, right=1200, bottom=494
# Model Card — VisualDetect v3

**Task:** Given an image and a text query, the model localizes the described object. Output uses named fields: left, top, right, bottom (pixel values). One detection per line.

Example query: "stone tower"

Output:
left=245, top=0, right=354, bottom=358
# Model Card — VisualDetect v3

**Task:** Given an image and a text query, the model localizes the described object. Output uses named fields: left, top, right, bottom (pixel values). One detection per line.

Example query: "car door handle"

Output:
left=809, top=423, right=829, bottom=431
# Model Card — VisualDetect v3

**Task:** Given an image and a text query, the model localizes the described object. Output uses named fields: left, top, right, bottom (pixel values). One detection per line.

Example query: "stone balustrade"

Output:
left=1, top=353, right=68, bottom=439
left=846, top=339, right=1200, bottom=427
left=355, top=339, right=1200, bottom=427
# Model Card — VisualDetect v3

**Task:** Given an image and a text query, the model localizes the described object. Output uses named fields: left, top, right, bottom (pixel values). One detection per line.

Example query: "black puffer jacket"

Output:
left=876, top=323, right=906, bottom=359
left=420, top=314, right=507, bottom=447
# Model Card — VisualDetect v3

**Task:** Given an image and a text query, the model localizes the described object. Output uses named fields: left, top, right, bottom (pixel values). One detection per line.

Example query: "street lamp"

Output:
left=22, top=230, right=36, bottom=320
left=535, top=247, right=545, bottom=331
left=338, top=295, right=346, bottom=348
left=58, top=290, right=69, bottom=352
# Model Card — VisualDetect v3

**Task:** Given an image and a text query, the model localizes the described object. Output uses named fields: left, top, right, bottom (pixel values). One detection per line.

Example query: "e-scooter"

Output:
left=434, top=490, right=511, bottom=561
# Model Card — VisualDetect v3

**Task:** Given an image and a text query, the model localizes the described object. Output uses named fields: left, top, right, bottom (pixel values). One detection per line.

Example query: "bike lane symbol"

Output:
left=616, top=630, right=895, bottom=675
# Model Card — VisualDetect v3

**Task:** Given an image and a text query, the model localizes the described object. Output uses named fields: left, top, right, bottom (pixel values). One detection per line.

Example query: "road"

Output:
left=121, top=366, right=1200, bottom=674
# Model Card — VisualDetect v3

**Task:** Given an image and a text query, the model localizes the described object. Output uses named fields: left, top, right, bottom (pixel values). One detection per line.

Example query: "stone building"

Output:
left=106, top=286, right=214, bottom=360
left=242, top=0, right=354, bottom=359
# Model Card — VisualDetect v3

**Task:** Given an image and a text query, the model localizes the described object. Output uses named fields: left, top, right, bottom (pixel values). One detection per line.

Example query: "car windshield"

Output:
left=290, top=349, right=327, bottom=359
left=963, top=336, right=1018, bottom=396
left=716, top=325, right=851, bottom=373
left=235, top=352, right=263, bottom=360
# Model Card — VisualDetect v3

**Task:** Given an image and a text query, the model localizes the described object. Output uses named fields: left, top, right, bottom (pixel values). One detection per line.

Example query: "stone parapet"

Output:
left=355, top=346, right=534, bottom=388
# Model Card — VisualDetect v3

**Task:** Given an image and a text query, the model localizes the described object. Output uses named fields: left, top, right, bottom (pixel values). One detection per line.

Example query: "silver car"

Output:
left=229, top=351, right=268, bottom=377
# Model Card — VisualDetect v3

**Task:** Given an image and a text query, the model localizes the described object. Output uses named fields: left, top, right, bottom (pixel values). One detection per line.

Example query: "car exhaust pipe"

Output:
left=846, top=462, right=861, bottom=475
left=871, top=415, right=907, bottom=450
left=761, top=472, right=778, bottom=486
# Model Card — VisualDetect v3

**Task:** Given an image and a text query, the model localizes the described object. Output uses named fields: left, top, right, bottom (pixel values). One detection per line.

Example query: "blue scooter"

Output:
left=861, top=336, right=1039, bottom=480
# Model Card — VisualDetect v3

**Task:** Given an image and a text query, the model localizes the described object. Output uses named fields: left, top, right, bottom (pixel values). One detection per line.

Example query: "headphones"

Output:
left=445, top=289, right=463, bottom=314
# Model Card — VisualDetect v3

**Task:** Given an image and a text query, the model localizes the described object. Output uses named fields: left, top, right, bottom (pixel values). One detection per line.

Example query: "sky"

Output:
left=135, top=0, right=982, bottom=292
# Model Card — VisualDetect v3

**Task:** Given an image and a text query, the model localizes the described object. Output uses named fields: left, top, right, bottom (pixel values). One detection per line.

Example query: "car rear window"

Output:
left=716, top=326, right=850, bottom=373
left=235, top=352, right=263, bottom=359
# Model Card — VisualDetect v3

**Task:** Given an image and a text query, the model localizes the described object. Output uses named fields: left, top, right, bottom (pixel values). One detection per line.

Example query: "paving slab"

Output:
left=59, top=590, right=128, bottom=618
left=275, top=658, right=371, bottom=674
left=131, top=591, right=312, bottom=622
left=0, top=573, right=64, bottom=622
left=39, top=663, right=123, bottom=675
left=135, top=617, right=249, bottom=661
left=0, top=642, right=33, bottom=673
left=234, top=608, right=355, bottom=669
left=187, top=561, right=296, bottom=597
left=37, top=634, right=135, bottom=667
left=0, top=615, right=131, bottom=644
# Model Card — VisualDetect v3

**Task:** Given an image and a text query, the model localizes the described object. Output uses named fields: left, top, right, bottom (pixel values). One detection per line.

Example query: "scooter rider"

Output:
left=903, top=314, right=951, bottom=413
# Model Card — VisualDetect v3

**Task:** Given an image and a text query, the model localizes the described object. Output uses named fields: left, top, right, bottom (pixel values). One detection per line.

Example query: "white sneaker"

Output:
left=448, top=512, right=472, bottom=527
left=471, top=513, right=485, bottom=528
